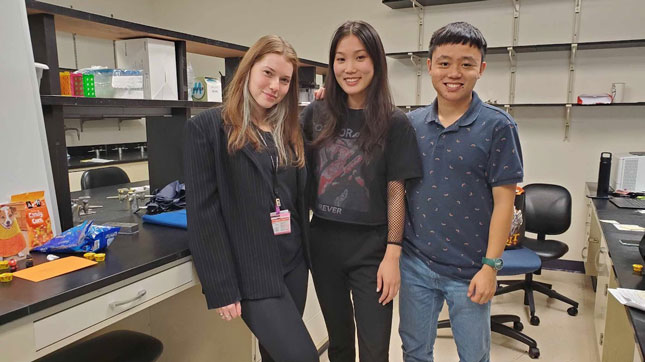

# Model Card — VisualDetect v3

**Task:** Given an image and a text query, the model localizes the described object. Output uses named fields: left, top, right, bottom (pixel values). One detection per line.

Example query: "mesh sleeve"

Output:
left=387, top=180, right=406, bottom=243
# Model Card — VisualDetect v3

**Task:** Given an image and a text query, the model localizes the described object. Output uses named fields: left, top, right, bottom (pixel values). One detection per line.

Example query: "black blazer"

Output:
left=184, top=108, right=310, bottom=309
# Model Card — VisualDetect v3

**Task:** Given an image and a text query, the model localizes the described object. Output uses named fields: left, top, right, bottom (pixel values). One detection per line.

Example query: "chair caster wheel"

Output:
left=567, top=307, right=578, bottom=316
left=513, top=321, right=524, bottom=331
left=530, top=315, right=540, bottom=326
left=529, top=347, right=540, bottom=359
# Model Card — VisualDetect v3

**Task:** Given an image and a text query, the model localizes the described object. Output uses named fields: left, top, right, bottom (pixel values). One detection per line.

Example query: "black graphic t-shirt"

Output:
left=301, top=101, right=422, bottom=225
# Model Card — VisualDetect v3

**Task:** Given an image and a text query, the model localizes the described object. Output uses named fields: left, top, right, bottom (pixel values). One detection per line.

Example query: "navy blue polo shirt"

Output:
left=403, top=92, right=524, bottom=281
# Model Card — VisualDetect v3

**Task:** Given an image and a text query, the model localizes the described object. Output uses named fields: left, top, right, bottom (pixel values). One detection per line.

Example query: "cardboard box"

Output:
left=192, top=77, right=222, bottom=102
left=111, top=69, right=144, bottom=99
left=115, top=38, right=178, bottom=100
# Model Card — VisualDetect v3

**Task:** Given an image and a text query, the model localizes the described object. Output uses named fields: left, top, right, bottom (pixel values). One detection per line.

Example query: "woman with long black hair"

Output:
left=302, top=21, right=422, bottom=362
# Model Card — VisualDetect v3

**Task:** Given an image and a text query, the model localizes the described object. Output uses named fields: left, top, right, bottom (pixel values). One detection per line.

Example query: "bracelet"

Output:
left=386, top=241, right=403, bottom=247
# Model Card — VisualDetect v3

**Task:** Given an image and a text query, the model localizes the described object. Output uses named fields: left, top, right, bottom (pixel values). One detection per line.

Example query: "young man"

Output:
left=399, top=22, right=524, bottom=362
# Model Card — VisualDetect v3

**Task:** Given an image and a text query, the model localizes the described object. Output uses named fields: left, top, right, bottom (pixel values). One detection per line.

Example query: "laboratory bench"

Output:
left=0, top=182, right=327, bottom=361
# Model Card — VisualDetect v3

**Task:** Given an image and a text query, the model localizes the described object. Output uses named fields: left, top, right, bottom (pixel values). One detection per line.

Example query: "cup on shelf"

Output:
left=611, top=82, right=625, bottom=103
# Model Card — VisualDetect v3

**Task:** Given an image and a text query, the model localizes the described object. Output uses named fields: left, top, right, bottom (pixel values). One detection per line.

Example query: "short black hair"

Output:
left=428, top=22, right=487, bottom=62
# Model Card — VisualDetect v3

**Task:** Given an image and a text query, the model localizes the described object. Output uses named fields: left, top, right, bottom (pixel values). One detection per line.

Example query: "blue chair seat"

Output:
left=499, top=247, right=542, bottom=276
left=439, top=246, right=542, bottom=359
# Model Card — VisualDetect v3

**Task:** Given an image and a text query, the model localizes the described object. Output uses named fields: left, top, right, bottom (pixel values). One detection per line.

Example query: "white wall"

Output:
left=39, top=0, right=645, bottom=260
left=1, top=0, right=60, bottom=234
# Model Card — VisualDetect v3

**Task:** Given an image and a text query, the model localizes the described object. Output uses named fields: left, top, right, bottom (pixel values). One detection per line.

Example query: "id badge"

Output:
left=270, top=209, right=291, bottom=235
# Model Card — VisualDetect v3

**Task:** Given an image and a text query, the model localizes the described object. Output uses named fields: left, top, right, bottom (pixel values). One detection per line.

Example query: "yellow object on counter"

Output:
left=0, top=273, right=13, bottom=282
left=94, top=253, right=105, bottom=262
left=633, top=264, right=643, bottom=273
left=83, top=252, right=96, bottom=261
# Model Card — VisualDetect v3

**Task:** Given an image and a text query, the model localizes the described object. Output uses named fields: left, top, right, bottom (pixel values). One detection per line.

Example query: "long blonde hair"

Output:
left=222, top=35, right=304, bottom=168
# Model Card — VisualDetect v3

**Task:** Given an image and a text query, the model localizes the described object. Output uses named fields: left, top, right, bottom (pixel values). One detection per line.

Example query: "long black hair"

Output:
left=313, top=20, right=395, bottom=155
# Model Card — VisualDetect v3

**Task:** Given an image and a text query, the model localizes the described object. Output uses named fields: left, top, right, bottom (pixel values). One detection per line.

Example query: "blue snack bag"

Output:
left=84, top=224, right=120, bottom=252
left=32, top=221, right=93, bottom=253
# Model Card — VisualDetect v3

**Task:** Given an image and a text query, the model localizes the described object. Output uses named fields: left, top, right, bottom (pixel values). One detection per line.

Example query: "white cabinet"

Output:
left=587, top=194, right=636, bottom=362
left=34, top=261, right=193, bottom=350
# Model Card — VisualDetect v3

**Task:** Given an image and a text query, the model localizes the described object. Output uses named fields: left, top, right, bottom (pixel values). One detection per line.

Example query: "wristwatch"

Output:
left=481, top=257, right=504, bottom=271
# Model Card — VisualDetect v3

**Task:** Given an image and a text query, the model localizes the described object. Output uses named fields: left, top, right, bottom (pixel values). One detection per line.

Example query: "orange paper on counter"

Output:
left=13, top=256, right=97, bottom=282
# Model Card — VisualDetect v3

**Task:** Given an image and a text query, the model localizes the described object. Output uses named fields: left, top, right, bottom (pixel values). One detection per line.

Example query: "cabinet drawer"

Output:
left=34, top=261, right=193, bottom=350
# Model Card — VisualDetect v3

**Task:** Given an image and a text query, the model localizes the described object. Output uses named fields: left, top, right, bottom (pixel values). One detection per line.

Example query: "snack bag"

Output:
left=11, top=191, right=53, bottom=248
left=506, top=186, right=526, bottom=249
left=32, top=221, right=119, bottom=254
left=0, top=202, right=29, bottom=258
left=32, top=221, right=92, bottom=253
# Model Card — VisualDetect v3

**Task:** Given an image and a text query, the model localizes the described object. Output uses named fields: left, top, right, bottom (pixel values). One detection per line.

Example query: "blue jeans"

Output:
left=399, top=249, right=491, bottom=362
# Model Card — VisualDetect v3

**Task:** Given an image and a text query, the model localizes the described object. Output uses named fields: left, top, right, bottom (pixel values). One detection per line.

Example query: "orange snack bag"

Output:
left=0, top=202, right=28, bottom=258
left=10, top=191, right=53, bottom=248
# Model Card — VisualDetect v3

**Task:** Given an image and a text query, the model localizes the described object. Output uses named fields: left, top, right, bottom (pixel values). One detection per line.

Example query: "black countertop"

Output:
left=587, top=184, right=645, bottom=356
left=68, top=150, right=148, bottom=170
left=0, top=182, right=190, bottom=326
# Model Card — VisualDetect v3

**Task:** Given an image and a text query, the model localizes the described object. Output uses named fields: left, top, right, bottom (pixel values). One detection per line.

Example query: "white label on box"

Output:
left=112, top=75, right=143, bottom=89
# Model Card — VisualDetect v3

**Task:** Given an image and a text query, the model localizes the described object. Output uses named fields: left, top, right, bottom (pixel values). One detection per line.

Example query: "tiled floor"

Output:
left=320, top=269, right=598, bottom=362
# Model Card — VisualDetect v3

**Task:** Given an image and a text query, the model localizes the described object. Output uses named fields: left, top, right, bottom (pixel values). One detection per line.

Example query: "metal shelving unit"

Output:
left=384, top=0, right=645, bottom=140
left=26, top=0, right=327, bottom=229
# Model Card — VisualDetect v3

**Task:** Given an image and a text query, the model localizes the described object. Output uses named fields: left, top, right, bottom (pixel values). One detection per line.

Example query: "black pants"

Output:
left=310, top=216, right=392, bottom=362
left=241, top=259, right=319, bottom=362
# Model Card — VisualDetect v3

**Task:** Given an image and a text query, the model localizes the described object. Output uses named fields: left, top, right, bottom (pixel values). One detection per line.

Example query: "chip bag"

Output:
left=506, top=186, right=526, bottom=249
left=10, top=191, right=53, bottom=248
left=32, top=221, right=119, bottom=254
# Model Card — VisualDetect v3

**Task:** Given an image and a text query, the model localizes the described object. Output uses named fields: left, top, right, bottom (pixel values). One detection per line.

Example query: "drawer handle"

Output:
left=581, top=246, right=588, bottom=259
left=109, top=290, right=147, bottom=309
left=595, top=247, right=607, bottom=270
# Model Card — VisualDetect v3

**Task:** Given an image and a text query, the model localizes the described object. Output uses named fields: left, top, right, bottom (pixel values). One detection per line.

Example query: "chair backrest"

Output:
left=80, top=166, right=131, bottom=190
left=523, top=183, right=571, bottom=238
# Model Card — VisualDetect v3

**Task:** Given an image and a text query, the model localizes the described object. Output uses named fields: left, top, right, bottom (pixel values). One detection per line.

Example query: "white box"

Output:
left=111, top=69, right=144, bottom=99
left=192, top=77, right=222, bottom=102
left=115, top=38, right=178, bottom=100
left=611, top=153, right=645, bottom=192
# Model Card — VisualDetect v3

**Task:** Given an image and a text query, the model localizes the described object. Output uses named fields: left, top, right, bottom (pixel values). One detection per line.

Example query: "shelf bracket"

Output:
left=72, top=33, right=79, bottom=70
left=511, top=0, right=520, bottom=46
left=409, top=54, right=423, bottom=105
left=567, top=43, right=578, bottom=103
left=508, top=47, right=517, bottom=104
left=564, top=104, right=572, bottom=141
left=410, top=0, right=425, bottom=52
left=572, top=0, right=582, bottom=44
left=79, top=118, right=101, bottom=132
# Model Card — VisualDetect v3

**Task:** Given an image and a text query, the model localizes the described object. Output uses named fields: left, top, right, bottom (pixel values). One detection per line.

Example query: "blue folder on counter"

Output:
left=142, top=209, right=187, bottom=229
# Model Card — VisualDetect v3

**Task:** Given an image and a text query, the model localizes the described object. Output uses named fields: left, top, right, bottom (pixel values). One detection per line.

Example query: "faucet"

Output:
left=64, top=127, right=81, bottom=141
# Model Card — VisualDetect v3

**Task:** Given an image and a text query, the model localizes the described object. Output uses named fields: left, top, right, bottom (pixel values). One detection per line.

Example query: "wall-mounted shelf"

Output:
left=397, top=102, right=645, bottom=111
left=383, top=0, right=486, bottom=9
left=387, top=39, right=645, bottom=59
left=40, top=96, right=219, bottom=119
left=26, top=0, right=327, bottom=230
left=26, top=0, right=327, bottom=75
left=384, top=0, right=645, bottom=142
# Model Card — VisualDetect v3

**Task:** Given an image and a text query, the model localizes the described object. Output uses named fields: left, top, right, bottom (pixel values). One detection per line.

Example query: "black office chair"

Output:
left=81, top=166, right=130, bottom=190
left=495, top=183, right=579, bottom=326
left=35, top=330, right=163, bottom=362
